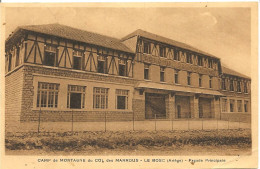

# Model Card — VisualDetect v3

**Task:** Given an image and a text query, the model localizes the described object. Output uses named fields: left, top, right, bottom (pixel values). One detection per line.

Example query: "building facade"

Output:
left=5, top=24, right=251, bottom=131
left=220, top=66, right=251, bottom=122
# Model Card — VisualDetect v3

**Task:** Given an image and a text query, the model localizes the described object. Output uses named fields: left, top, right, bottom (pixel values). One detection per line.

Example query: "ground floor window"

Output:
left=116, top=89, right=129, bottom=109
left=237, top=100, right=242, bottom=112
left=244, top=100, right=249, bottom=112
left=67, top=85, right=86, bottom=109
left=93, top=87, right=108, bottom=109
left=221, top=99, right=227, bottom=112
left=230, top=99, right=235, bottom=112
left=37, top=82, right=59, bottom=108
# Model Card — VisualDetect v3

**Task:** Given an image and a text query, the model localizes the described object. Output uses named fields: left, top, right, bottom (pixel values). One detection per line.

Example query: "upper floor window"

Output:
left=209, top=76, right=212, bottom=88
left=198, top=56, right=203, bottom=66
left=93, top=87, right=108, bottom=109
left=143, top=42, right=151, bottom=54
left=73, top=50, right=83, bottom=70
left=230, top=80, right=234, bottom=91
left=174, top=49, right=180, bottom=61
left=187, top=72, right=191, bottom=85
left=44, top=45, right=57, bottom=66
left=186, top=53, right=192, bottom=64
left=116, top=89, right=129, bottom=110
left=119, top=59, right=127, bottom=76
left=144, top=64, right=149, bottom=80
left=208, top=59, right=213, bottom=68
left=67, top=85, right=86, bottom=109
left=15, top=46, right=20, bottom=67
left=222, top=78, right=226, bottom=90
left=237, top=81, right=241, bottom=92
left=244, top=82, right=248, bottom=93
left=97, top=55, right=107, bottom=73
left=37, top=82, right=59, bottom=108
left=199, top=74, right=202, bottom=87
left=8, top=53, right=12, bottom=71
left=159, top=46, right=166, bottom=57
left=160, top=67, right=165, bottom=82
left=175, top=69, right=179, bottom=84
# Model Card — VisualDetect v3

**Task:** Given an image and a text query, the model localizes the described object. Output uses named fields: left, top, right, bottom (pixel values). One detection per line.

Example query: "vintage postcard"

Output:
left=0, top=2, right=258, bottom=169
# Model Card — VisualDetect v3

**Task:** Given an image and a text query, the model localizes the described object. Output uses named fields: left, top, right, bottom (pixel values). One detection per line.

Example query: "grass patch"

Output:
left=5, top=129, right=251, bottom=151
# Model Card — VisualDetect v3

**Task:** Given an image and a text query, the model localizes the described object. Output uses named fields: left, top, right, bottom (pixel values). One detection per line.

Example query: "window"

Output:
left=244, top=82, right=248, bottom=93
left=209, top=76, right=212, bottom=88
left=237, top=81, right=241, bottom=92
left=174, top=49, right=180, bottom=61
left=159, top=46, right=166, bottom=57
left=198, top=56, right=203, bottom=66
left=230, top=80, right=234, bottom=91
left=237, top=100, right=242, bottom=112
left=208, top=59, right=213, bottom=68
left=37, top=82, right=59, bottom=108
left=187, top=72, right=191, bottom=85
left=116, top=89, right=129, bottom=109
left=199, top=74, right=202, bottom=87
left=15, top=46, right=20, bottom=67
left=8, top=53, right=12, bottom=71
left=144, top=64, right=149, bottom=80
left=67, top=85, right=86, bottom=109
left=72, top=50, right=83, bottom=70
left=186, top=53, right=192, bottom=64
left=222, top=78, right=226, bottom=90
left=97, top=55, right=107, bottom=73
left=44, top=45, right=56, bottom=66
left=93, top=87, right=108, bottom=109
left=222, top=99, right=227, bottom=112
left=244, top=101, right=249, bottom=112
left=119, top=59, right=127, bottom=76
left=160, top=67, right=165, bottom=82
left=230, top=99, right=235, bottom=112
left=143, top=42, right=150, bottom=54
left=175, top=69, right=179, bottom=84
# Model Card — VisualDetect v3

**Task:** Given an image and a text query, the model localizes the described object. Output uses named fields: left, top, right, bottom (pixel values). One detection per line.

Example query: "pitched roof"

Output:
left=121, top=29, right=219, bottom=59
left=222, top=66, right=250, bottom=79
left=14, top=23, right=134, bottom=53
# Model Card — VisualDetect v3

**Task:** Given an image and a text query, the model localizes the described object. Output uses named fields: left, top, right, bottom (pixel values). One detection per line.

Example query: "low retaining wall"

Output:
left=221, top=113, right=251, bottom=123
left=22, top=110, right=135, bottom=122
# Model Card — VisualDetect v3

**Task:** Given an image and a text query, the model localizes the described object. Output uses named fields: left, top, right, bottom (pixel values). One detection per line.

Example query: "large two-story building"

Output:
left=5, top=23, right=251, bottom=131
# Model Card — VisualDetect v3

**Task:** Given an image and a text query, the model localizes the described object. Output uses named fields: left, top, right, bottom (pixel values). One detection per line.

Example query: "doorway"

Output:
left=145, top=93, right=166, bottom=119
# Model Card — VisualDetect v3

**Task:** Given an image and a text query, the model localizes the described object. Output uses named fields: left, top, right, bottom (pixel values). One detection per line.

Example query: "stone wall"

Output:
left=132, top=99, right=145, bottom=120
left=20, top=64, right=136, bottom=122
left=26, top=110, right=134, bottom=122
left=5, top=66, right=24, bottom=131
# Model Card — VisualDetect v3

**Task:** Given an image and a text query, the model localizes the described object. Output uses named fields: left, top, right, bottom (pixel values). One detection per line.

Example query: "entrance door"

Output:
left=199, top=98, right=212, bottom=118
left=145, top=93, right=166, bottom=119
left=177, top=105, right=181, bottom=118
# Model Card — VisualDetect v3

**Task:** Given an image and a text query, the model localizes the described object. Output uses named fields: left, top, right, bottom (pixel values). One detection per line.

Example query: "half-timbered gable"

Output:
left=5, top=24, right=135, bottom=78
left=122, top=29, right=221, bottom=80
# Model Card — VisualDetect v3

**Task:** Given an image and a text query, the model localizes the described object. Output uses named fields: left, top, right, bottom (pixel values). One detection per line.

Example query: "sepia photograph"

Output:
left=1, top=2, right=258, bottom=169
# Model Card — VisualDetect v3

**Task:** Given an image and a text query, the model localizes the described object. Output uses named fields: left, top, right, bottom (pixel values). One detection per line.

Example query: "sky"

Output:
left=4, top=6, right=251, bottom=76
